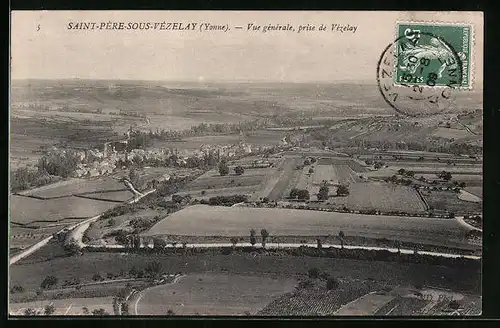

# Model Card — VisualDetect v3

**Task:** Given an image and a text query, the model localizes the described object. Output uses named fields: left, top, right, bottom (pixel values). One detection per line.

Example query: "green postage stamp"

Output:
left=395, top=22, right=472, bottom=88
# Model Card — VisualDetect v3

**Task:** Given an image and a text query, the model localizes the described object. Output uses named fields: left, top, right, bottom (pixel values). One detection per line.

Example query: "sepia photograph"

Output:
left=9, top=11, right=483, bottom=317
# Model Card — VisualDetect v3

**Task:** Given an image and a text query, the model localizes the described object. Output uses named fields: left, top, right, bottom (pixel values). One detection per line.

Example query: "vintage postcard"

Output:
left=9, top=11, right=483, bottom=317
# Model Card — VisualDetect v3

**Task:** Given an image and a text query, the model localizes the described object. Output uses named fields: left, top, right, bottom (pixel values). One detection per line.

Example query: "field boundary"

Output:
left=75, top=188, right=131, bottom=196
left=415, top=189, right=430, bottom=211
left=10, top=217, right=89, bottom=227
left=74, top=194, right=128, bottom=204
left=13, top=193, right=70, bottom=201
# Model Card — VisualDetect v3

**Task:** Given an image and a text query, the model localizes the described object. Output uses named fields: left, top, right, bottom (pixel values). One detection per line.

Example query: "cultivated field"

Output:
left=76, top=190, right=134, bottom=203
left=195, top=167, right=273, bottom=180
left=115, top=167, right=200, bottom=184
left=312, top=165, right=336, bottom=185
left=432, top=127, right=476, bottom=140
left=10, top=134, right=55, bottom=169
left=10, top=195, right=118, bottom=225
left=457, top=190, right=482, bottom=203
left=265, top=158, right=303, bottom=201
left=312, top=165, right=361, bottom=185
left=334, top=292, right=395, bottom=315
left=344, top=182, right=427, bottom=213
left=388, top=166, right=482, bottom=175
left=326, top=108, right=482, bottom=146
left=357, top=151, right=455, bottom=159
left=317, top=158, right=368, bottom=173
left=184, top=173, right=267, bottom=191
left=135, top=273, right=297, bottom=315
left=374, top=296, right=429, bottom=315
left=10, top=221, right=82, bottom=250
left=363, top=167, right=399, bottom=178
left=18, top=178, right=127, bottom=199
left=383, top=161, right=482, bottom=168
left=143, top=205, right=475, bottom=250
left=417, top=174, right=482, bottom=184
left=422, top=191, right=482, bottom=214
left=177, top=186, right=262, bottom=200
left=464, top=187, right=482, bottom=198
left=294, top=167, right=319, bottom=199
left=259, top=279, right=391, bottom=316
left=10, top=115, right=122, bottom=168
left=9, top=297, right=114, bottom=316
left=175, top=167, right=273, bottom=200
left=282, top=168, right=307, bottom=200
left=259, top=280, right=481, bottom=316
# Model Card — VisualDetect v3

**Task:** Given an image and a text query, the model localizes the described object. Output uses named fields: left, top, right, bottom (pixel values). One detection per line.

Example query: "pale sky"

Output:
left=11, top=11, right=483, bottom=83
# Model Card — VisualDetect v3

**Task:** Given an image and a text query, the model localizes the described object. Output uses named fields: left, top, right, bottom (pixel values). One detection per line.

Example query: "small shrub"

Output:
left=121, top=303, right=129, bottom=314
left=298, top=279, right=314, bottom=289
left=92, top=273, right=104, bottom=282
left=326, top=277, right=340, bottom=290
left=448, top=300, right=461, bottom=310
left=92, top=308, right=109, bottom=316
left=234, top=166, right=245, bottom=175
left=297, top=189, right=310, bottom=200
left=10, top=284, right=24, bottom=293
left=24, top=308, right=37, bottom=316
left=308, top=267, right=320, bottom=279
left=319, top=272, right=330, bottom=280
left=41, top=275, right=58, bottom=289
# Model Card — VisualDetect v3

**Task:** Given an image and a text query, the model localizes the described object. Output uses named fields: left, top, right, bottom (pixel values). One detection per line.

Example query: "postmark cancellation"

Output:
left=377, top=22, right=474, bottom=117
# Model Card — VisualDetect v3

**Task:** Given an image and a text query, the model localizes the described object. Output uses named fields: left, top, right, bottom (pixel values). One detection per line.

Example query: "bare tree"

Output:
left=338, top=231, right=345, bottom=249
left=260, top=229, right=269, bottom=248
left=230, top=237, right=238, bottom=248
left=395, top=240, right=402, bottom=254
left=316, top=238, right=322, bottom=249
left=250, top=229, right=257, bottom=246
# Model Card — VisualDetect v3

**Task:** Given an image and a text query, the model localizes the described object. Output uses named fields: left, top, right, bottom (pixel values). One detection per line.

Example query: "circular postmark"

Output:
left=377, top=31, right=464, bottom=117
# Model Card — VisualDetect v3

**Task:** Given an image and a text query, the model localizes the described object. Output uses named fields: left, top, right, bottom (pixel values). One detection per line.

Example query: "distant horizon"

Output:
left=10, top=77, right=376, bottom=84
left=10, top=78, right=483, bottom=91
